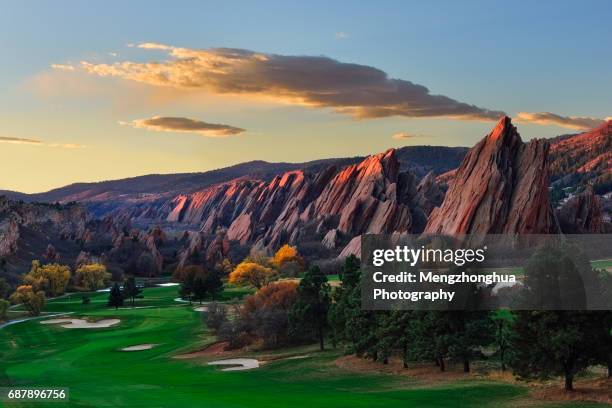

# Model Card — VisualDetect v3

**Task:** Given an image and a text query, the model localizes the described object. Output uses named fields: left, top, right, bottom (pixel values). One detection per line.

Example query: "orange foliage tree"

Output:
left=272, top=244, right=303, bottom=268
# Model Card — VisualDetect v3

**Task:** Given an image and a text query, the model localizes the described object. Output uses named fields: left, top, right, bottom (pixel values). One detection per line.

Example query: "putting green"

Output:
left=0, top=286, right=605, bottom=408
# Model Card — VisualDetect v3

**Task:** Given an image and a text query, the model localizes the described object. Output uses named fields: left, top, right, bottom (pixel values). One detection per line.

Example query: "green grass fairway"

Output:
left=0, top=286, right=606, bottom=408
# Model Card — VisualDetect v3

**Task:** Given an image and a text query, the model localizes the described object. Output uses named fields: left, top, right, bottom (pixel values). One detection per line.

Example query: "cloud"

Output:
left=50, top=63, right=75, bottom=71
left=335, top=32, right=348, bottom=39
left=70, top=43, right=504, bottom=121
left=137, top=42, right=174, bottom=51
left=515, top=112, right=608, bottom=131
left=0, top=136, right=42, bottom=145
left=0, top=136, right=84, bottom=149
left=121, top=116, right=245, bottom=137
left=391, top=132, right=427, bottom=140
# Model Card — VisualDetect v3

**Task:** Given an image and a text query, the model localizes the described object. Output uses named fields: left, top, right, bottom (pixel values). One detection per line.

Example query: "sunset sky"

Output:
left=1, top=0, right=611, bottom=193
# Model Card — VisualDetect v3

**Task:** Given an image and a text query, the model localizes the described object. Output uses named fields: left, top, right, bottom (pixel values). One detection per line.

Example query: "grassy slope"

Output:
left=0, top=287, right=606, bottom=408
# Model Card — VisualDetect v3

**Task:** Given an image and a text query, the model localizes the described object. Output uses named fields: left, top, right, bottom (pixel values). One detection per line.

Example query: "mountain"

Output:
left=116, top=149, right=436, bottom=260
left=548, top=120, right=612, bottom=196
left=2, top=146, right=468, bottom=218
left=425, top=116, right=560, bottom=234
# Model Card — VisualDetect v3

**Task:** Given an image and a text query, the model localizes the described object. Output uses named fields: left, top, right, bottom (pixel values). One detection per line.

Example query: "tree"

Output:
left=493, top=312, right=513, bottom=371
left=272, top=244, right=304, bottom=277
left=205, top=302, right=228, bottom=333
left=329, top=255, right=361, bottom=348
left=0, top=277, right=10, bottom=299
left=242, top=281, right=299, bottom=348
left=229, top=261, right=276, bottom=288
left=290, top=266, right=331, bottom=350
left=123, top=276, right=142, bottom=307
left=9, top=285, right=45, bottom=316
left=75, top=263, right=111, bottom=291
left=446, top=311, right=494, bottom=373
left=0, top=299, right=9, bottom=321
left=107, top=282, right=124, bottom=309
left=178, top=266, right=223, bottom=304
left=23, top=261, right=71, bottom=297
left=510, top=311, right=608, bottom=391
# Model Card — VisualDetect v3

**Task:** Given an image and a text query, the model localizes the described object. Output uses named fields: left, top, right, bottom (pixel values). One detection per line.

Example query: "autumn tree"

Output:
left=108, top=282, right=124, bottom=309
left=23, top=260, right=71, bottom=297
left=229, top=261, right=276, bottom=288
left=9, top=285, right=45, bottom=316
left=75, top=263, right=111, bottom=291
left=272, top=244, right=304, bottom=277
left=290, top=266, right=331, bottom=350
left=242, top=281, right=299, bottom=348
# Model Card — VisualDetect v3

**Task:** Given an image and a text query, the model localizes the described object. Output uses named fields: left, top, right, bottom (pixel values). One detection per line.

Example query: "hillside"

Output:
left=2, top=146, right=468, bottom=217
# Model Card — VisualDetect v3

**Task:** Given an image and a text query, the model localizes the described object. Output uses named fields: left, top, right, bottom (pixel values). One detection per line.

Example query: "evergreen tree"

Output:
left=108, top=282, right=124, bottom=309
left=290, top=265, right=331, bottom=350
left=510, top=311, right=608, bottom=391
left=447, top=311, right=494, bottom=372
left=328, top=255, right=361, bottom=347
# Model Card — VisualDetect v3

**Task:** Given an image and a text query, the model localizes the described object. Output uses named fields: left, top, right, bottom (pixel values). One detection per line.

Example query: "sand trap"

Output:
left=121, top=344, right=157, bottom=351
left=194, top=306, right=208, bottom=312
left=208, top=358, right=260, bottom=371
left=41, top=318, right=120, bottom=329
left=157, top=282, right=179, bottom=287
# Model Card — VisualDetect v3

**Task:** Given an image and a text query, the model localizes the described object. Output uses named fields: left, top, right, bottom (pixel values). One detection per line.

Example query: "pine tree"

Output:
left=290, top=266, right=331, bottom=350
left=108, top=282, right=124, bottom=310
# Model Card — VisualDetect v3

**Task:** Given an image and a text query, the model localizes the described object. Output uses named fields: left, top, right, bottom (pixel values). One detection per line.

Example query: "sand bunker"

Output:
left=194, top=306, right=208, bottom=312
left=121, top=344, right=157, bottom=351
left=41, top=318, right=120, bottom=329
left=157, top=282, right=179, bottom=287
left=208, top=358, right=260, bottom=371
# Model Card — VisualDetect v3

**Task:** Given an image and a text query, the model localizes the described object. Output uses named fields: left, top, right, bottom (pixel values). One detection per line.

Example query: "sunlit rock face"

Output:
left=142, top=149, right=427, bottom=256
left=425, top=116, right=560, bottom=235
left=557, top=186, right=604, bottom=234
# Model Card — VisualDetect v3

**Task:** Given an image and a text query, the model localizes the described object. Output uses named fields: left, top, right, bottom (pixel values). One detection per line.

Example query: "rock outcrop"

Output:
left=425, top=116, right=560, bottom=235
left=129, top=150, right=425, bottom=256
left=557, top=186, right=604, bottom=233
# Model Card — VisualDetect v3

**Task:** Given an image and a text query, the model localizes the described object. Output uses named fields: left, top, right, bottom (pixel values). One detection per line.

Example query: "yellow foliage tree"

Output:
left=75, top=263, right=111, bottom=291
left=229, top=262, right=276, bottom=288
left=272, top=244, right=305, bottom=277
left=9, top=285, right=45, bottom=316
left=23, top=260, right=71, bottom=297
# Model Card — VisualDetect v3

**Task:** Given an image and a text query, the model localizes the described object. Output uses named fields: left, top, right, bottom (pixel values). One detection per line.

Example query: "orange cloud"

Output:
left=515, top=112, right=608, bottom=131
left=121, top=116, right=245, bottom=137
left=63, top=43, right=504, bottom=122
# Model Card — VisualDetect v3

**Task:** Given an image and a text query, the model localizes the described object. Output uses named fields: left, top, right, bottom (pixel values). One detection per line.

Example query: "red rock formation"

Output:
left=425, top=117, right=559, bottom=235
left=416, top=171, right=444, bottom=216
left=549, top=120, right=611, bottom=179
left=557, top=186, right=604, bottom=233
left=144, top=149, right=423, bottom=257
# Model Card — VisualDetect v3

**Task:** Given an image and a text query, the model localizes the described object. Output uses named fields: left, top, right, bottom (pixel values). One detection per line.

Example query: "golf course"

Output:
left=0, top=285, right=608, bottom=408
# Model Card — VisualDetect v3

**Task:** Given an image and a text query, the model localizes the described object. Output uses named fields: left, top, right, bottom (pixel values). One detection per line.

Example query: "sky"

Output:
left=1, top=0, right=611, bottom=193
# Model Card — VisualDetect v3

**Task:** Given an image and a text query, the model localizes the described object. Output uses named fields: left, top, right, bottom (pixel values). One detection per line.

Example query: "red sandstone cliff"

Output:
left=425, top=116, right=560, bottom=235
left=139, top=150, right=427, bottom=257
